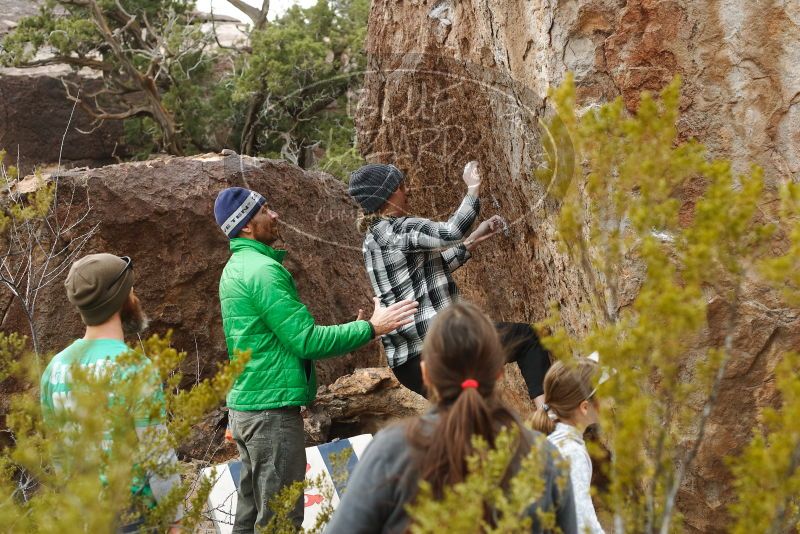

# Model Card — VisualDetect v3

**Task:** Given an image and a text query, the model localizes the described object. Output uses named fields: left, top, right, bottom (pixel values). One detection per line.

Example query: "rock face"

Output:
left=1, top=154, right=383, bottom=387
left=358, top=1, right=800, bottom=531
left=0, top=0, right=40, bottom=34
left=0, top=75, right=124, bottom=174
left=304, top=367, right=428, bottom=445
left=0, top=0, right=124, bottom=174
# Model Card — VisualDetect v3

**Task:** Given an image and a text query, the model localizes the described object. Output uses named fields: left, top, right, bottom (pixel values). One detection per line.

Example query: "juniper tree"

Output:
left=229, top=0, right=368, bottom=170
left=535, top=74, right=785, bottom=533
left=0, top=0, right=214, bottom=155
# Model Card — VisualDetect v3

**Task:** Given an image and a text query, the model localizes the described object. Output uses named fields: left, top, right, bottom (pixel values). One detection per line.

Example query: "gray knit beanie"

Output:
left=348, top=164, right=405, bottom=213
left=65, top=253, right=134, bottom=326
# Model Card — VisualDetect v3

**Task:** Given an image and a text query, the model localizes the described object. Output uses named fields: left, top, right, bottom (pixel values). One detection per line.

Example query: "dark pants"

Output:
left=117, top=516, right=154, bottom=534
left=391, top=322, right=551, bottom=398
left=229, top=406, right=305, bottom=533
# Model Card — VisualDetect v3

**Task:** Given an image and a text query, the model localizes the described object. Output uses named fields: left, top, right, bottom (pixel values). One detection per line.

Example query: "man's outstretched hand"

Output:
left=465, top=215, right=506, bottom=251
left=358, top=298, right=418, bottom=337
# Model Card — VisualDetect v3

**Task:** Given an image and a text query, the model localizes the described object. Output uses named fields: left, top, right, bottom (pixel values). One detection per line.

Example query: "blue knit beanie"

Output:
left=348, top=164, right=405, bottom=213
left=214, top=187, right=266, bottom=238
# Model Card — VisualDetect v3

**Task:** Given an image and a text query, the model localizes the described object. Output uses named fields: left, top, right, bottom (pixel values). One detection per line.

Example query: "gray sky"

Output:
left=195, top=0, right=316, bottom=21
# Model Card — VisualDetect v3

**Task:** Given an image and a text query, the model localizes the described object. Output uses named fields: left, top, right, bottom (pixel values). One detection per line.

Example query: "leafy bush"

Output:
left=532, top=74, right=798, bottom=532
left=0, top=331, right=249, bottom=532
left=231, top=0, right=369, bottom=165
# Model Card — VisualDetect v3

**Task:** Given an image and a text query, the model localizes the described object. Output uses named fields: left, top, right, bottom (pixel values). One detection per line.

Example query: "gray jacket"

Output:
left=325, top=416, right=578, bottom=534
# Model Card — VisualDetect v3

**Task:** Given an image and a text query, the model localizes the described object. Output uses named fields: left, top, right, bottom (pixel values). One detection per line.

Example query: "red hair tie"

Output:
left=461, top=379, right=479, bottom=390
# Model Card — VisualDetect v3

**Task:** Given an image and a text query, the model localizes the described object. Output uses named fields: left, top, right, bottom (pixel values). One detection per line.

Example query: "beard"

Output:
left=254, top=223, right=280, bottom=246
left=121, top=293, right=149, bottom=336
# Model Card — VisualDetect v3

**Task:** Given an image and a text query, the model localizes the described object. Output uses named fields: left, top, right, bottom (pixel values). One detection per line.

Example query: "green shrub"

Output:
left=0, top=331, right=249, bottom=532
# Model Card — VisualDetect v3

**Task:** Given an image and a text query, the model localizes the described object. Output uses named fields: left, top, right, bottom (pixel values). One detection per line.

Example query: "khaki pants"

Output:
left=229, top=406, right=305, bottom=533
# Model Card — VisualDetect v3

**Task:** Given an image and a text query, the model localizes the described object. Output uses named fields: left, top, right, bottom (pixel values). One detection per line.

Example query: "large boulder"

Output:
left=0, top=74, right=125, bottom=174
left=304, top=367, right=428, bottom=445
left=358, top=1, right=800, bottom=531
left=0, top=0, right=124, bottom=174
left=1, top=154, right=382, bottom=386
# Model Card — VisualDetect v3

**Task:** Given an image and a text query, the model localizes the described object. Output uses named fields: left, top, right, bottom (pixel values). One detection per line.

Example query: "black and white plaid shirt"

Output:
left=362, top=194, right=480, bottom=368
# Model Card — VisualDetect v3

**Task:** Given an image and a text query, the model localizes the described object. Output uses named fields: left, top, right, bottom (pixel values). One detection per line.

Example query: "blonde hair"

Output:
left=530, top=358, right=599, bottom=435
left=356, top=211, right=388, bottom=234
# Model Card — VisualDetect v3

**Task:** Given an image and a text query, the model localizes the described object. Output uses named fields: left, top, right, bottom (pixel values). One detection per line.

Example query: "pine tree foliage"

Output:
left=728, top=181, right=800, bottom=533
left=532, top=74, right=797, bottom=533
left=0, top=330, right=249, bottom=532
left=728, top=351, right=800, bottom=533
left=230, top=0, right=368, bottom=171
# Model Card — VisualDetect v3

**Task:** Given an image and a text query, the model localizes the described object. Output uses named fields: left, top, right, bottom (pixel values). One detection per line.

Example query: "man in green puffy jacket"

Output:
left=214, top=187, right=417, bottom=532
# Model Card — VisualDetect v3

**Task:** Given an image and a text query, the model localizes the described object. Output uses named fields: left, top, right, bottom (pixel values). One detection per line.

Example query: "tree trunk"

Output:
left=235, top=1, right=270, bottom=155
left=240, top=90, right=266, bottom=156
left=87, top=0, right=183, bottom=155
left=142, top=77, right=182, bottom=155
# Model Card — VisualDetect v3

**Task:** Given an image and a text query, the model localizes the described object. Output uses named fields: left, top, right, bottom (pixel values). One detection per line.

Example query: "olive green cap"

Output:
left=65, top=253, right=134, bottom=326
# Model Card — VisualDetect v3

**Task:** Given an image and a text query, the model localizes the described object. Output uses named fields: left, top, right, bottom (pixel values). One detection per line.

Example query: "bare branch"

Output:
left=225, top=0, right=269, bottom=28
left=19, top=56, right=113, bottom=70
left=75, top=120, right=108, bottom=136
left=61, top=78, right=152, bottom=125
left=210, top=4, right=237, bottom=51
left=81, top=0, right=181, bottom=153
left=37, top=226, right=99, bottom=290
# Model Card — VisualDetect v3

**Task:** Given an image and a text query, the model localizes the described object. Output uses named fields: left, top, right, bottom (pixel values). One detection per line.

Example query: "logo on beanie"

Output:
left=221, top=191, right=264, bottom=237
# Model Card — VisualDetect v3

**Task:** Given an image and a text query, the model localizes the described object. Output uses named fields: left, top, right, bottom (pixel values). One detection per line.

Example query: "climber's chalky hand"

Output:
left=465, top=215, right=506, bottom=251
left=463, top=161, right=481, bottom=194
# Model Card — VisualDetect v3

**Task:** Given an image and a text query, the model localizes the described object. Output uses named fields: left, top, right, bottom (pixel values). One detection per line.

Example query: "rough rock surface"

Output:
left=0, top=0, right=40, bottom=34
left=0, top=0, right=124, bottom=173
left=0, top=75, right=124, bottom=174
left=1, top=154, right=383, bottom=387
left=359, top=1, right=800, bottom=531
left=304, top=367, right=428, bottom=445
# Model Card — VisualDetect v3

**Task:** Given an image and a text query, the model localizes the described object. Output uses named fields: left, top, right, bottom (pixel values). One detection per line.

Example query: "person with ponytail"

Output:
left=531, top=359, right=605, bottom=534
left=325, top=303, right=577, bottom=533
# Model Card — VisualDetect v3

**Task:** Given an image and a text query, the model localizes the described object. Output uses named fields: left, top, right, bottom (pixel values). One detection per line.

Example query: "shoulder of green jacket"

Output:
left=229, top=237, right=287, bottom=263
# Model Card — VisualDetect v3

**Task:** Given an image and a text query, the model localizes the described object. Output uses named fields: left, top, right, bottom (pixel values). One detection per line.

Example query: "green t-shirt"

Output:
left=40, top=338, right=164, bottom=500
